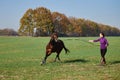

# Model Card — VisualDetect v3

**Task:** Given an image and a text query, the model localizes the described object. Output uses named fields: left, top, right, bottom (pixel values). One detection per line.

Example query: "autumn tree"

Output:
left=18, top=9, right=34, bottom=36
left=52, top=12, right=72, bottom=36
left=34, top=7, right=53, bottom=36
left=18, top=7, right=53, bottom=36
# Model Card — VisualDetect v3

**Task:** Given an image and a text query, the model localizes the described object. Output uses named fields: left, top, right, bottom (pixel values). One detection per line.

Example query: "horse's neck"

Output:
left=47, top=41, right=52, bottom=49
left=50, top=38, right=54, bottom=42
left=49, top=38, right=55, bottom=44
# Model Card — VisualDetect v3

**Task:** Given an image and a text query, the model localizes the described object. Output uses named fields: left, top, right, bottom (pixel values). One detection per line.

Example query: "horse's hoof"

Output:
left=41, top=63, right=45, bottom=65
left=41, top=62, right=43, bottom=65
left=41, top=61, right=46, bottom=65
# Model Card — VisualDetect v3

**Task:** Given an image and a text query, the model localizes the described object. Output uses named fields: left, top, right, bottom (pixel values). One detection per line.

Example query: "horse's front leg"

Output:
left=41, top=49, right=51, bottom=65
left=41, top=55, right=47, bottom=65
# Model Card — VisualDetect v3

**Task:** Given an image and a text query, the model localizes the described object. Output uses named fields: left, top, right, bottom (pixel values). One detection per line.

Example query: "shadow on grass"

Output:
left=110, top=60, right=120, bottom=64
left=64, top=59, right=89, bottom=63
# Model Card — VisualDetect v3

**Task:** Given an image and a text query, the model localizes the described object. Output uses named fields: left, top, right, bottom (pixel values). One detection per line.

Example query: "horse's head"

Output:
left=51, top=33, right=58, bottom=40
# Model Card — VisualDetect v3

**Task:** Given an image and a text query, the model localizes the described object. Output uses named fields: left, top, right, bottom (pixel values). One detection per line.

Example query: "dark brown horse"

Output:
left=41, top=38, right=70, bottom=65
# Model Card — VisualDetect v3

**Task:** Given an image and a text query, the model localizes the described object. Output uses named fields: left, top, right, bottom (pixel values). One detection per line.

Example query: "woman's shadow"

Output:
left=110, top=60, right=120, bottom=64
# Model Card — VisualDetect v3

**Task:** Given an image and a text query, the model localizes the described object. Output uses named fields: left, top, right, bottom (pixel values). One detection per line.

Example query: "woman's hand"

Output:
left=89, top=40, right=94, bottom=42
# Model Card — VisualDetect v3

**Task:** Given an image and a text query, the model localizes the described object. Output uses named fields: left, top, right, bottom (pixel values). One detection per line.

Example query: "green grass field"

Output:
left=0, top=36, right=120, bottom=80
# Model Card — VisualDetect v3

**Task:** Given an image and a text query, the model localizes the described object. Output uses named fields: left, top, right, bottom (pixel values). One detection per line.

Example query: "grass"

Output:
left=0, top=36, right=120, bottom=80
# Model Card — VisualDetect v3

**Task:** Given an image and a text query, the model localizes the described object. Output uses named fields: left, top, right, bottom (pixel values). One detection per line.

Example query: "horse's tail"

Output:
left=62, top=41, right=70, bottom=54
left=64, top=47, right=70, bottom=54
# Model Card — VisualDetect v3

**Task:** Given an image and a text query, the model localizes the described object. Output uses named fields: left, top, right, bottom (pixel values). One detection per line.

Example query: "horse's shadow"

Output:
left=110, top=60, right=120, bottom=64
left=64, top=59, right=89, bottom=63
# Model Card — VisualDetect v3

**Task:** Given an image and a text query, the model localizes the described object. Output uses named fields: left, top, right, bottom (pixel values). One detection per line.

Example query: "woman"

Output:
left=89, top=32, right=109, bottom=65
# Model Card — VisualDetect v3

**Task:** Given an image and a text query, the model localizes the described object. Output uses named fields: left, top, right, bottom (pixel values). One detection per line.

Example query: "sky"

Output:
left=0, top=0, right=120, bottom=31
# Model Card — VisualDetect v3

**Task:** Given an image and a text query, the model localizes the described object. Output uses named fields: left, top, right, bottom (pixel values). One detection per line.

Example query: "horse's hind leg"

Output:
left=54, top=53, right=61, bottom=62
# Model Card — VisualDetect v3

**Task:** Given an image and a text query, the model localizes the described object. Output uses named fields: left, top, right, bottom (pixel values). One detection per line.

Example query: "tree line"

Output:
left=18, top=7, right=120, bottom=37
left=0, top=28, right=18, bottom=36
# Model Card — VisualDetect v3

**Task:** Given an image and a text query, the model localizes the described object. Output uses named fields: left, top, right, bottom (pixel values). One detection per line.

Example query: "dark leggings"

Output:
left=100, top=48, right=107, bottom=57
left=100, top=48, right=107, bottom=64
